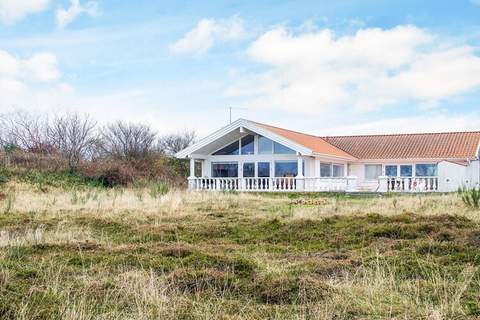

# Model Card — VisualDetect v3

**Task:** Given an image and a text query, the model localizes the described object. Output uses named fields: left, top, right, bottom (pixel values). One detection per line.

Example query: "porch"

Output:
left=187, top=176, right=440, bottom=193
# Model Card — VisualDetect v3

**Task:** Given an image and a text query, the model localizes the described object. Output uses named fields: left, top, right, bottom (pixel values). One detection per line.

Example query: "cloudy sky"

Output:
left=1, top=0, right=480, bottom=136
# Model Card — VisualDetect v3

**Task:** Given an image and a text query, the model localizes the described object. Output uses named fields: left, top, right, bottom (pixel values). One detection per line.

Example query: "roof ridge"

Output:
left=323, top=131, right=480, bottom=139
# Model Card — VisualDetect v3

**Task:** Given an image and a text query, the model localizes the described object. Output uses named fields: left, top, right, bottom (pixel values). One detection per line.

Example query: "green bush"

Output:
left=458, top=187, right=480, bottom=209
left=149, top=181, right=169, bottom=198
left=0, top=173, right=8, bottom=185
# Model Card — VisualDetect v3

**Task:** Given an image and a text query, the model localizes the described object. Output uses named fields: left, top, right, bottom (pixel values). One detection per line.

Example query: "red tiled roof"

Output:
left=323, top=132, right=480, bottom=160
left=253, top=121, right=480, bottom=160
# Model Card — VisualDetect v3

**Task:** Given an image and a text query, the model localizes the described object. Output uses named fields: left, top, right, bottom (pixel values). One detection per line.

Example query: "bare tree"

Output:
left=47, top=113, right=98, bottom=170
left=158, top=130, right=196, bottom=155
left=0, top=111, right=51, bottom=153
left=100, top=121, right=157, bottom=161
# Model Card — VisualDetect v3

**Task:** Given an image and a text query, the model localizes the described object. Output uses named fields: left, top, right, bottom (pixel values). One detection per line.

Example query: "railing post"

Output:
left=296, top=155, right=305, bottom=192
left=378, top=176, right=388, bottom=192
left=346, top=176, right=357, bottom=192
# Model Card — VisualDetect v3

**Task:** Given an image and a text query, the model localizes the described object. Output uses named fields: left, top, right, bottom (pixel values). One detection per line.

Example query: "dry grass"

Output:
left=0, top=182, right=479, bottom=319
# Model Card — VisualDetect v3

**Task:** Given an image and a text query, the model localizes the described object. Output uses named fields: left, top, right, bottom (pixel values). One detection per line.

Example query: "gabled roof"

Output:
left=323, top=132, right=480, bottom=160
left=176, top=118, right=480, bottom=161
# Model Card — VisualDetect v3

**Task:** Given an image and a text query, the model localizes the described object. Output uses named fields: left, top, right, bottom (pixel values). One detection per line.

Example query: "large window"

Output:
left=415, top=164, right=438, bottom=176
left=275, top=161, right=297, bottom=177
left=258, top=136, right=273, bottom=154
left=243, top=162, right=255, bottom=177
left=385, top=165, right=398, bottom=177
left=332, top=164, right=345, bottom=177
left=273, top=142, right=296, bottom=154
left=211, top=162, right=238, bottom=177
left=213, top=141, right=239, bottom=155
left=320, top=163, right=332, bottom=177
left=365, top=164, right=382, bottom=180
left=258, top=162, right=270, bottom=177
left=240, top=135, right=254, bottom=155
left=320, top=163, right=345, bottom=177
left=400, top=165, right=412, bottom=177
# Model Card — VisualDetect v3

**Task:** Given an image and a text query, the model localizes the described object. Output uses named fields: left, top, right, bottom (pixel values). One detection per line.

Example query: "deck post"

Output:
left=346, top=176, right=357, bottom=192
left=188, top=157, right=196, bottom=190
left=378, top=176, right=388, bottom=192
left=296, top=155, right=305, bottom=191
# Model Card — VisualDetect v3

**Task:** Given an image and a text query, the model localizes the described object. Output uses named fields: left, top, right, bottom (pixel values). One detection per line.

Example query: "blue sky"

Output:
left=1, top=0, right=480, bottom=136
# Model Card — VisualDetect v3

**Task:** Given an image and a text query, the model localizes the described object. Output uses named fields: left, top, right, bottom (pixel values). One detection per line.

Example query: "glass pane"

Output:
left=211, top=162, right=238, bottom=177
left=332, top=164, right=344, bottom=177
left=273, top=142, right=296, bottom=154
left=243, top=162, right=255, bottom=177
left=415, top=164, right=437, bottom=176
left=320, top=163, right=331, bottom=177
left=258, top=162, right=270, bottom=177
left=240, top=135, right=254, bottom=155
left=275, top=161, right=297, bottom=177
left=385, top=165, right=398, bottom=177
left=365, top=165, right=382, bottom=180
left=400, top=165, right=412, bottom=177
left=213, top=140, right=239, bottom=155
left=258, top=136, right=272, bottom=154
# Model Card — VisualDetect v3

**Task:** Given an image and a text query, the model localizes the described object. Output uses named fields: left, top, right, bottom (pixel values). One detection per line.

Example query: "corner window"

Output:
left=365, top=164, right=382, bottom=180
left=243, top=162, right=255, bottom=177
left=240, top=135, right=254, bottom=155
left=211, top=162, right=238, bottom=177
left=275, top=161, right=297, bottom=177
left=213, top=140, right=239, bottom=155
left=258, top=162, right=270, bottom=177
left=415, top=164, right=437, bottom=177
left=400, top=165, right=412, bottom=177
left=258, top=136, right=273, bottom=154
left=385, top=165, right=398, bottom=177
left=320, top=163, right=332, bottom=177
left=273, top=142, right=296, bottom=154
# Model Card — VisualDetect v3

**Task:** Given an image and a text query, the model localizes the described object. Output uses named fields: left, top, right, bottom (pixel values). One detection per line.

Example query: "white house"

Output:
left=176, top=119, right=480, bottom=193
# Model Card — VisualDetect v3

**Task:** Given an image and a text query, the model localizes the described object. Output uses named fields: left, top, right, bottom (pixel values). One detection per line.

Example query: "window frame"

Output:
left=415, top=163, right=438, bottom=177
left=211, top=162, right=239, bottom=178
left=242, top=162, right=255, bottom=177
left=364, top=164, right=383, bottom=180
left=257, top=162, right=271, bottom=177
left=274, top=160, right=298, bottom=177
left=240, top=135, right=255, bottom=155
left=320, top=163, right=345, bottom=178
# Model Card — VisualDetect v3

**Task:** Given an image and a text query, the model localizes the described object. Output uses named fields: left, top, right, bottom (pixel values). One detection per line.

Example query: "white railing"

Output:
left=189, top=177, right=348, bottom=192
left=304, top=177, right=347, bottom=192
left=384, top=177, right=439, bottom=192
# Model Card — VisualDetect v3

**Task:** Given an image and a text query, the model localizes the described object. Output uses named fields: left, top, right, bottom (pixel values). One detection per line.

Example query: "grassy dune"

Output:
left=0, top=183, right=479, bottom=319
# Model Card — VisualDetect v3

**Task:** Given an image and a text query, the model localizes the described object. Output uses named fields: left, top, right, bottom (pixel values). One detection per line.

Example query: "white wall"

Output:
left=437, top=161, right=468, bottom=192
left=466, top=160, right=479, bottom=189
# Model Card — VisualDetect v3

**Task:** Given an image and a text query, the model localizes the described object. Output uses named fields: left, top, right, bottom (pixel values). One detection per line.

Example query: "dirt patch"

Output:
left=157, top=244, right=195, bottom=258
left=167, top=268, right=237, bottom=294
left=290, top=198, right=328, bottom=206
left=253, top=275, right=333, bottom=304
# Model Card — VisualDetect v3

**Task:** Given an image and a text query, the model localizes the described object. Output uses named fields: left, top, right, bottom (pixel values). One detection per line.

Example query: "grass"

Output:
left=0, top=179, right=479, bottom=319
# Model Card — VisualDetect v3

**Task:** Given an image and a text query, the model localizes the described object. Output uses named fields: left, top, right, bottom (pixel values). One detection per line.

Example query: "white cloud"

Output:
left=227, top=25, right=480, bottom=115
left=471, top=0, right=480, bottom=5
left=170, top=16, right=245, bottom=55
left=0, top=0, right=49, bottom=24
left=0, top=49, right=72, bottom=112
left=56, top=0, right=98, bottom=29
left=320, top=113, right=480, bottom=136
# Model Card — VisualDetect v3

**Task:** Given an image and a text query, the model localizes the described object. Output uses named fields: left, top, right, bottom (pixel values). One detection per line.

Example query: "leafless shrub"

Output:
left=0, top=111, right=51, bottom=154
left=158, top=130, right=196, bottom=155
left=100, top=121, right=157, bottom=161
left=47, top=113, right=98, bottom=170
